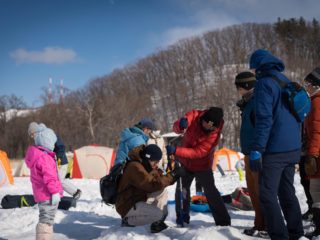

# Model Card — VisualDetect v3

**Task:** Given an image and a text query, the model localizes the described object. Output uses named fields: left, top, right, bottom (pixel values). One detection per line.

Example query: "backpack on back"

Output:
left=269, top=75, right=311, bottom=122
left=100, top=160, right=129, bottom=205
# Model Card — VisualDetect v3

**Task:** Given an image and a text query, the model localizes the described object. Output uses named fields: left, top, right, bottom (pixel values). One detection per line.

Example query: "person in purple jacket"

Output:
left=25, top=124, right=63, bottom=240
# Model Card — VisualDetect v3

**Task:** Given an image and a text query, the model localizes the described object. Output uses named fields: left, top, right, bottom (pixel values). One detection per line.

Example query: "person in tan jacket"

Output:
left=147, top=129, right=167, bottom=171
left=115, top=144, right=185, bottom=233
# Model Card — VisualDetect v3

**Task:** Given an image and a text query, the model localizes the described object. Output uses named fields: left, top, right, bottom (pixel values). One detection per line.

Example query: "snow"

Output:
left=0, top=171, right=314, bottom=240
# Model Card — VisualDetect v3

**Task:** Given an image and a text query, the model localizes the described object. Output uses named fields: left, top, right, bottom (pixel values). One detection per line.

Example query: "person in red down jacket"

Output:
left=166, top=107, right=231, bottom=226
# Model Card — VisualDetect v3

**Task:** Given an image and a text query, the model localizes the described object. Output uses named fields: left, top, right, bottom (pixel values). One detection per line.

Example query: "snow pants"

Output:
left=58, top=164, right=77, bottom=196
left=259, top=150, right=303, bottom=240
left=175, top=168, right=231, bottom=226
left=244, top=155, right=266, bottom=231
left=124, top=189, right=168, bottom=226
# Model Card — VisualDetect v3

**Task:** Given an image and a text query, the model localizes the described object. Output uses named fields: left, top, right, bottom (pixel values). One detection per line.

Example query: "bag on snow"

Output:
left=100, top=160, right=129, bottom=205
left=1, top=194, right=76, bottom=210
left=1, top=194, right=36, bottom=209
left=229, top=187, right=253, bottom=211
left=269, top=75, right=311, bottom=122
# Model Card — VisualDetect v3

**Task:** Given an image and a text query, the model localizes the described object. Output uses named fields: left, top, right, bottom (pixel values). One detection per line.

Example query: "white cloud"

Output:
left=161, top=9, right=238, bottom=46
left=10, top=47, right=79, bottom=64
left=158, top=0, right=320, bottom=47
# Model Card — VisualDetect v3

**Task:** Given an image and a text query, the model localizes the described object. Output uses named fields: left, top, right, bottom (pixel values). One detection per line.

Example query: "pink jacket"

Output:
left=25, top=146, right=63, bottom=202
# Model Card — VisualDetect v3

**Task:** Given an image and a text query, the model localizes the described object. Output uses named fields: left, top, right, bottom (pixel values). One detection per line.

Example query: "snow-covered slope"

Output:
left=0, top=171, right=312, bottom=240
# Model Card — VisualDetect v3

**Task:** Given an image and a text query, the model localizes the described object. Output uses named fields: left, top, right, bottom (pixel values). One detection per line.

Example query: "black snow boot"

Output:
left=150, top=220, right=168, bottom=233
left=306, top=208, right=320, bottom=239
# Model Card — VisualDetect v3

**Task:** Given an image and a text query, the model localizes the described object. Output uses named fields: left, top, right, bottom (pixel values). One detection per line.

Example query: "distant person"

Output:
left=248, top=49, right=304, bottom=239
left=303, top=67, right=320, bottom=238
left=147, top=127, right=167, bottom=171
left=114, top=118, right=155, bottom=165
left=28, top=122, right=82, bottom=200
left=166, top=107, right=231, bottom=226
left=115, top=144, right=185, bottom=233
left=25, top=124, right=63, bottom=240
left=234, top=71, right=267, bottom=237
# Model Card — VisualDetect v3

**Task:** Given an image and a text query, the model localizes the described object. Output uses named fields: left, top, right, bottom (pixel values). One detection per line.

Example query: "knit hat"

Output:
left=201, top=107, right=223, bottom=128
left=35, top=123, right=57, bottom=152
left=140, top=144, right=162, bottom=162
left=249, top=49, right=270, bottom=69
left=305, top=67, right=320, bottom=86
left=235, top=72, right=256, bottom=90
left=28, top=122, right=39, bottom=136
left=139, top=118, right=156, bottom=130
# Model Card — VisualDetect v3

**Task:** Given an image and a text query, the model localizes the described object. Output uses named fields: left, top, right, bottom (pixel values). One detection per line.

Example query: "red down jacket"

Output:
left=173, top=109, right=223, bottom=172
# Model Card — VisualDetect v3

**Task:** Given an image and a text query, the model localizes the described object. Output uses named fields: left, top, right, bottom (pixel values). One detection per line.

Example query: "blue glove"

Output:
left=51, top=193, right=61, bottom=205
left=179, top=118, right=188, bottom=130
left=166, top=145, right=176, bottom=155
left=249, top=151, right=262, bottom=172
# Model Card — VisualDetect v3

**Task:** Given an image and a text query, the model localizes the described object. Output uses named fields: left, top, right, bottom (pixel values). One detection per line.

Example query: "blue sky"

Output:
left=1, top=0, right=320, bottom=108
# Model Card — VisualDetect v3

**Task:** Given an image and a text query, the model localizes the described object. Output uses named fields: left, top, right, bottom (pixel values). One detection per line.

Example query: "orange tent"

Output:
left=213, top=148, right=241, bottom=171
left=72, top=145, right=116, bottom=179
left=0, top=150, right=14, bottom=187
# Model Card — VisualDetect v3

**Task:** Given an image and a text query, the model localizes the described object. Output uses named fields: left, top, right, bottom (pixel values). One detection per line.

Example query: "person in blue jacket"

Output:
left=113, top=119, right=155, bottom=165
left=235, top=72, right=267, bottom=238
left=248, top=50, right=304, bottom=240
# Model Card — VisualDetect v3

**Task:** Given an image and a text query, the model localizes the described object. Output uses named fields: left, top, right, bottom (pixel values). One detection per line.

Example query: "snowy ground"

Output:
left=0, top=171, right=314, bottom=240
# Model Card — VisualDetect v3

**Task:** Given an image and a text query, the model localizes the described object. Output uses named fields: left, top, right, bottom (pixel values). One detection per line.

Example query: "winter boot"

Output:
left=302, top=208, right=313, bottom=221
left=121, top=217, right=135, bottom=227
left=36, top=222, right=53, bottom=240
left=73, top=189, right=82, bottom=200
left=176, top=213, right=190, bottom=226
left=306, top=208, right=320, bottom=239
left=150, top=220, right=168, bottom=233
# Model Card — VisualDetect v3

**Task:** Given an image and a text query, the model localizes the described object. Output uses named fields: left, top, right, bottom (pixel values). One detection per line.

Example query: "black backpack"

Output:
left=100, top=160, right=129, bottom=205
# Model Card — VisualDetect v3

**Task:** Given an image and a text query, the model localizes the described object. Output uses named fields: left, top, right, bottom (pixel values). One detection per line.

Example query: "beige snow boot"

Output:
left=36, top=222, right=53, bottom=240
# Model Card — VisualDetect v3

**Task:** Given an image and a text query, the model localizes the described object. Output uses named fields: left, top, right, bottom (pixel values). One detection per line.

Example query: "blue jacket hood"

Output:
left=120, top=126, right=149, bottom=142
left=256, top=54, right=285, bottom=75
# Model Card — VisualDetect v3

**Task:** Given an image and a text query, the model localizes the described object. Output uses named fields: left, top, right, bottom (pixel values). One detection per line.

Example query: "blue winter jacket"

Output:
left=250, top=54, right=301, bottom=153
left=114, top=126, right=150, bottom=165
left=240, top=97, right=255, bottom=155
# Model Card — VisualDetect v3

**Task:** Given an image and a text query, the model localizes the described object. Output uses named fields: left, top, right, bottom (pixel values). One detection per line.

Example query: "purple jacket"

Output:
left=25, top=146, right=63, bottom=202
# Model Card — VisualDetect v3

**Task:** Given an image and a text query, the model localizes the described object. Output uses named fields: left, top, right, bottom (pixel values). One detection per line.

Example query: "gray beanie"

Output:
left=28, top=122, right=39, bottom=136
left=35, top=123, right=57, bottom=152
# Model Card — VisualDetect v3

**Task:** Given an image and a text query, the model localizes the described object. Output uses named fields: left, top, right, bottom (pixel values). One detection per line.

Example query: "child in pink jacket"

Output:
left=25, top=124, right=63, bottom=240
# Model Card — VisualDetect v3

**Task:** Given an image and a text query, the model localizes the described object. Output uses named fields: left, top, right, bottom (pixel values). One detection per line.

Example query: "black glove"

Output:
left=305, top=155, right=318, bottom=176
left=179, top=118, right=188, bottom=130
left=166, top=145, right=176, bottom=155
left=170, top=163, right=187, bottom=179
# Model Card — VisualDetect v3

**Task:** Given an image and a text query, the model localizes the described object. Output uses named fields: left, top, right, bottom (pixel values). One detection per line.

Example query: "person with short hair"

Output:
left=114, top=118, right=155, bottom=165
left=115, top=144, right=186, bottom=233
left=28, top=122, right=81, bottom=200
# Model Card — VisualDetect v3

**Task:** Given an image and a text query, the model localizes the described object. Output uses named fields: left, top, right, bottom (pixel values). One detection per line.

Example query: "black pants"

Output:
left=299, top=156, right=313, bottom=209
left=175, top=169, right=231, bottom=226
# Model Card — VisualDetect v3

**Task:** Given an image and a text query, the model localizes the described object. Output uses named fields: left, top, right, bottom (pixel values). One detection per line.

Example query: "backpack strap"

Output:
left=267, top=75, right=288, bottom=88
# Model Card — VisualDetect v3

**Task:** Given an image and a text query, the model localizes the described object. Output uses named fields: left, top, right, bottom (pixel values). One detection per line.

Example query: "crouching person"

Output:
left=115, top=144, right=185, bottom=233
left=25, top=124, right=63, bottom=240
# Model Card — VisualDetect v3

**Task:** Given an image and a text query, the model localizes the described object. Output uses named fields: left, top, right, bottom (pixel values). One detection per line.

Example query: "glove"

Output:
left=179, top=118, right=188, bottom=130
left=305, top=155, right=318, bottom=176
left=249, top=151, right=262, bottom=172
left=166, top=145, right=176, bottom=156
left=51, top=193, right=61, bottom=205
left=170, top=163, right=187, bottom=179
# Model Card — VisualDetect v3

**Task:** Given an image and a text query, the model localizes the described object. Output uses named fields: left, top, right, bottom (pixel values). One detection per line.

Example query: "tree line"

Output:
left=1, top=17, right=320, bottom=158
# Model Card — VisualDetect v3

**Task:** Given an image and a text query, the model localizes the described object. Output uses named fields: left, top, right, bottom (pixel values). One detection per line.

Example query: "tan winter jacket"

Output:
left=115, top=145, right=174, bottom=218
